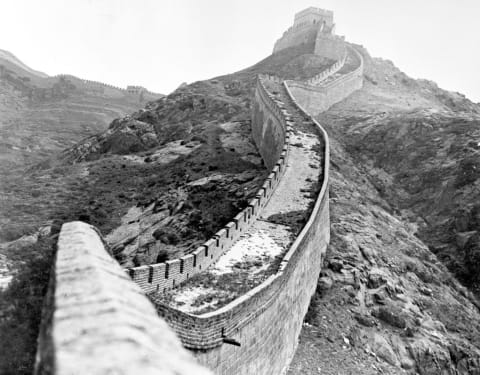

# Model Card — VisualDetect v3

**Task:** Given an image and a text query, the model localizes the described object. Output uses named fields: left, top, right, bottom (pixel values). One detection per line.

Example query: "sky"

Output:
left=1, top=0, right=479, bottom=102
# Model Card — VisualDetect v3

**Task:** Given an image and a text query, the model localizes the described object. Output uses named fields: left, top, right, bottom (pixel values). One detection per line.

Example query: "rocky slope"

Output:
left=19, top=45, right=335, bottom=267
left=289, top=136, right=480, bottom=375
left=0, top=45, right=336, bottom=374
left=0, top=51, right=166, bottom=372
left=0, top=50, right=160, bottom=241
left=2, top=43, right=480, bottom=375
left=285, top=46, right=480, bottom=374
left=318, top=47, right=480, bottom=292
left=0, top=53, right=153, bottom=176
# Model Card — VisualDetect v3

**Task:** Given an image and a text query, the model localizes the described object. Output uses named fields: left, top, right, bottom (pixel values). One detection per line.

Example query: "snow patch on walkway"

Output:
left=211, top=228, right=285, bottom=275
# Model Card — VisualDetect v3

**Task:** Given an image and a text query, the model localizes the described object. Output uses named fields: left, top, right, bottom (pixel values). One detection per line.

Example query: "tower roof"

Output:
left=294, top=7, right=333, bottom=22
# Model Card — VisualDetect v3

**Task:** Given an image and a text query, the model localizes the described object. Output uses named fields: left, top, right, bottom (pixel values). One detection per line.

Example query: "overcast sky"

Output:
left=1, top=0, right=479, bottom=102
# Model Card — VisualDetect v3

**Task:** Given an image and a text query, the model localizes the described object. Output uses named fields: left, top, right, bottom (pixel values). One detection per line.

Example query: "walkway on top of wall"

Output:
left=155, top=79, right=325, bottom=315
left=315, top=46, right=361, bottom=86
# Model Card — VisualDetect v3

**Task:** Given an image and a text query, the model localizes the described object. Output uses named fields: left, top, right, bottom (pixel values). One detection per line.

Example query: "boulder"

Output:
left=369, top=333, right=399, bottom=367
left=354, top=313, right=376, bottom=327
left=372, top=306, right=407, bottom=329
left=390, top=335, right=415, bottom=370
left=408, top=338, right=453, bottom=375
left=328, top=258, right=344, bottom=272
left=456, top=231, right=478, bottom=249
left=367, top=268, right=388, bottom=289
left=318, top=276, right=333, bottom=290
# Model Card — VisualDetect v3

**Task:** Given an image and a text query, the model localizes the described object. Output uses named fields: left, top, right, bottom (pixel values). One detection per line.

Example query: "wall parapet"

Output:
left=321, top=46, right=363, bottom=88
left=286, top=46, right=364, bottom=115
left=52, top=74, right=163, bottom=97
left=273, top=23, right=320, bottom=54
left=37, top=25, right=373, bottom=375
left=305, top=51, right=346, bottom=85
left=34, top=221, right=211, bottom=375
left=125, top=74, right=292, bottom=295
left=148, top=78, right=330, bottom=359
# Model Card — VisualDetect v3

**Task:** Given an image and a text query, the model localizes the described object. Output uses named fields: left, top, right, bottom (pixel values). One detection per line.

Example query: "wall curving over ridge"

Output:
left=126, top=75, right=292, bottom=295
left=147, top=77, right=330, bottom=375
left=49, top=74, right=163, bottom=100
left=35, top=28, right=366, bottom=375
left=306, top=53, right=346, bottom=85
left=287, top=46, right=364, bottom=115
left=252, top=75, right=290, bottom=169
left=34, top=221, right=211, bottom=375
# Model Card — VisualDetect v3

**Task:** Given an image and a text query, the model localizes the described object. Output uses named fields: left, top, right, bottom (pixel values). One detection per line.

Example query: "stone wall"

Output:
left=34, top=221, right=211, bottom=375
left=294, top=7, right=334, bottom=28
left=148, top=78, right=330, bottom=375
left=314, top=34, right=346, bottom=61
left=126, top=77, right=292, bottom=294
left=306, top=52, right=346, bottom=85
left=273, top=7, right=345, bottom=61
left=273, top=23, right=319, bottom=54
left=252, top=75, right=289, bottom=169
left=52, top=74, right=163, bottom=99
left=35, top=25, right=367, bottom=375
left=287, top=46, right=364, bottom=115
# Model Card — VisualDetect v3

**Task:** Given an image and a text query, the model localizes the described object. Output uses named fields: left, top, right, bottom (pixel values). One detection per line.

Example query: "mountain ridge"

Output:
left=2, top=35, right=480, bottom=375
left=0, top=49, right=48, bottom=78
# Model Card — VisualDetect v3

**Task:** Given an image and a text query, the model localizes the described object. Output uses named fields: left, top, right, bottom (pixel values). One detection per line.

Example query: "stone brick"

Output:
left=35, top=221, right=211, bottom=375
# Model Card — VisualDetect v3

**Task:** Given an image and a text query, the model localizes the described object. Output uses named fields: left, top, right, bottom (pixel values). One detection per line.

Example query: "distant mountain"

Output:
left=0, top=48, right=163, bottom=176
left=0, top=49, right=48, bottom=79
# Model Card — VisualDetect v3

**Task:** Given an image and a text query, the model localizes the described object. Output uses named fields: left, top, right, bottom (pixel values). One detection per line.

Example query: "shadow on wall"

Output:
left=34, top=222, right=212, bottom=375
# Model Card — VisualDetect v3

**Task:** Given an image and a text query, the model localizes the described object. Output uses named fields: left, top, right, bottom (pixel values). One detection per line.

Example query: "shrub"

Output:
left=156, top=249, right=169, bottom=263
left=0, top=236, right=56, bottom=374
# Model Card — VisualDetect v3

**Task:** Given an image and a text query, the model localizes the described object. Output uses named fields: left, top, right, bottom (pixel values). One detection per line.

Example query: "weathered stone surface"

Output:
left=390, top=335, right=415, bottom=370
left=368, top=333, right=399, bottom=367
left=407, top=338, right=453, bottom=375
left=367, top=268, right=388, bottom=289
left=372, top=306, right=407, bottom=329
left=354, top=313, right=376, bottom=327
left=328, top=258, right=343, bottom=272
left=35, top=221, right=210, bottom=375
left=318, top=276, right=334, bottom=290
left=456, top=231, right=478, bottom=249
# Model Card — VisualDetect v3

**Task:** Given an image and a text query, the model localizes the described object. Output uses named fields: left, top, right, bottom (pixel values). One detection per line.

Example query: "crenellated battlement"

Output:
left=273, top=7, right=345, bottom=60
left=294, top=7, right=334, bottom=29
left=126, top=74, right=292, bottom=295
left=287, top=45, right=364, bottom=115
left=51, top=74, right=163, bottom=99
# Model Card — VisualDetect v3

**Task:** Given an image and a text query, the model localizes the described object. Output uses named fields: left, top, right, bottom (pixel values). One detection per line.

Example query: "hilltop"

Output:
left=0, top=49, right=48, bottom=79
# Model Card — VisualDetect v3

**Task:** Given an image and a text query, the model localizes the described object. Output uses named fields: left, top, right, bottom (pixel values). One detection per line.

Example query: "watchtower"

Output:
left=273, top=7, right=344, bottom=60
left=293, top=7, right=335, bottom=32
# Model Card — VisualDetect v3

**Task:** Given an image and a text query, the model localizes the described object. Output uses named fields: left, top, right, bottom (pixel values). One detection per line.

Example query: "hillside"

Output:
left=0, top=49, right=164, bottom=240
left=287, top=46, right=480, bottom=374
left=0, top=51, right=163, bottom=176
left=317, top=48, right=480, bottom=290
left=2, top=42, right=480, bottom=374
left=0, top=49, right=48, bottom=80
left=0, top=45, right=338, bottom=373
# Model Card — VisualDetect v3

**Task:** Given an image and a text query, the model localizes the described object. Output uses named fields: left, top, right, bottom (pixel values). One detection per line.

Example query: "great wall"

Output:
left=0, top=50, right=163, bottom=101
left=51, top=74, right=163, bottom=101
left=34, top=7, right=365, bottom=375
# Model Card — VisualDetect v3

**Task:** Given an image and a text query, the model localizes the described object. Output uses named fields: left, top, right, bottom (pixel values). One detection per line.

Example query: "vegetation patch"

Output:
left=0, top=235, right=56, bottom=375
